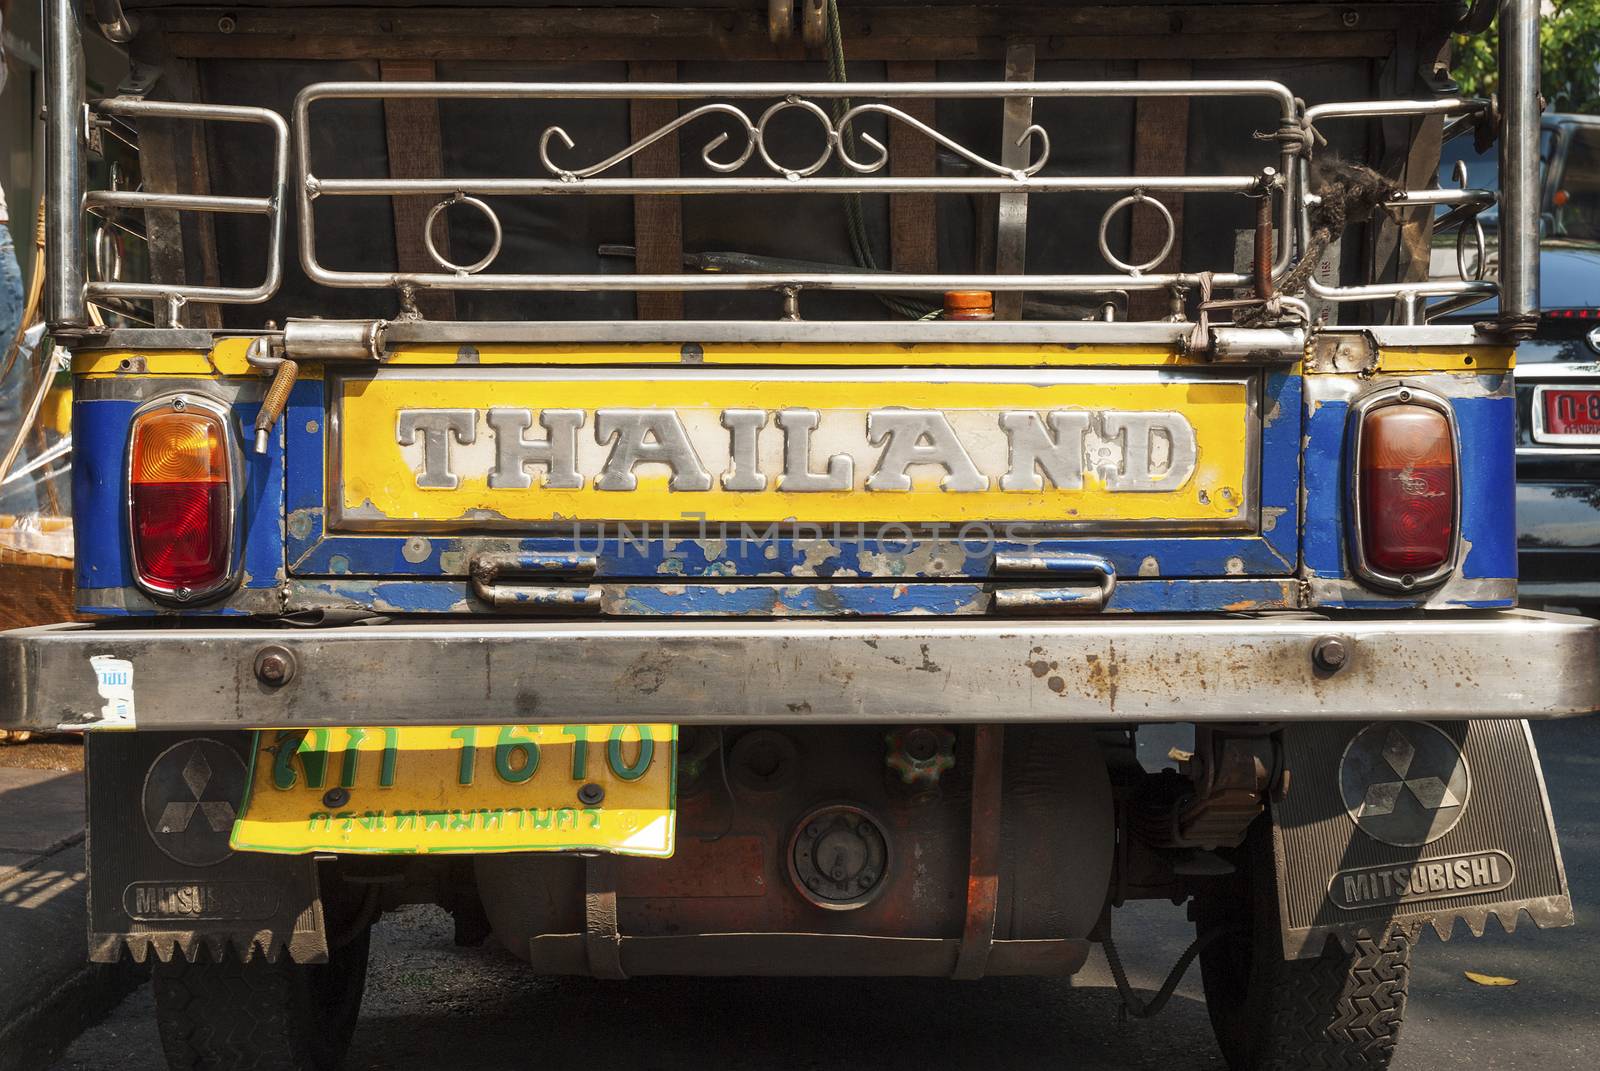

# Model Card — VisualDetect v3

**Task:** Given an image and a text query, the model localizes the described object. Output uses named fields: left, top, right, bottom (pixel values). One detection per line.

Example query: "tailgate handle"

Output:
left=469, top=552, right=601, bottom=612
left=990, top=553, right=1116, bottom=615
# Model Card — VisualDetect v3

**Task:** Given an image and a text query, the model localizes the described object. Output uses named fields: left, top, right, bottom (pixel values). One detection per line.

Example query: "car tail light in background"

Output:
left=128, top=395, right=240, bottom=601
left=1350, top=386, right=1458, bottom=591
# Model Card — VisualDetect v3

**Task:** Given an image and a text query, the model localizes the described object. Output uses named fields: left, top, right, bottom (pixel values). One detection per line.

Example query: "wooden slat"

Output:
left=1127, top=58, right=1191, bottom=321
left=165, top=31, right=1401, bottom=64
left=994, top=43, right=1036, bottom=320
left=380, top=59, right=457, bottom=321
left=629, top=61, right=684, bottom=321
left=886, top=61, right=939, bottom=277
left=149, top=5, right=1447, bottom=46
left=128, top=43, right=222, bottom=329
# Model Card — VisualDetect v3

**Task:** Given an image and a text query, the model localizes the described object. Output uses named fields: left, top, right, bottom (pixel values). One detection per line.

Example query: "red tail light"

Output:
left=1351, top=388, right=1457, bottom=590
left=128, top=397, right=239, bottom=601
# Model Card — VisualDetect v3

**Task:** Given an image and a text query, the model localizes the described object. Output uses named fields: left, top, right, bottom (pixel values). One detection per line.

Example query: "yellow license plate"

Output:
left=230, top=724, right=676, bottom=857
left=333, top=369, right=1254, bottom=529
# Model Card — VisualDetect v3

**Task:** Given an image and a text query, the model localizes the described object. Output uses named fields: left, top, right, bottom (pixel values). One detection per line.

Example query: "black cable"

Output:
left=1101, top=925, right=1229, bottom=1020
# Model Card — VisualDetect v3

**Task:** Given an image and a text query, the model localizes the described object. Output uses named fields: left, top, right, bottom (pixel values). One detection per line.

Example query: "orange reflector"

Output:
left=943, top=290, right=995, bottom=320
left=130, top=410, right=229, bottom=485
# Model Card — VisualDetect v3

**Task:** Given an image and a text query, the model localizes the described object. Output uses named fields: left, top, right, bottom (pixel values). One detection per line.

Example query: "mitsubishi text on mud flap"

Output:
left=2, top=1, right=1597, bottom=1069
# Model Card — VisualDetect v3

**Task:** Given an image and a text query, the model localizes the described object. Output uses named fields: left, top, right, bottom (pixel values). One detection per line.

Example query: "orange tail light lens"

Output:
left=128, top=399, right=237, bottom=599
left=1355, top=394, right=1457, bottom=586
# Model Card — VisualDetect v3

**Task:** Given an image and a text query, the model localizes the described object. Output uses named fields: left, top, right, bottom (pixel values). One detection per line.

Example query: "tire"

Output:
left=152, top=927, right=370, bottom=1071
left=1194, top=823, right=1409, bottom=1071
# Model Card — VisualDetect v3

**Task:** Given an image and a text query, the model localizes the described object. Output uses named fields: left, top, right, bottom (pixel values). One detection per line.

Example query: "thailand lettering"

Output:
left=393, top=406, right=1199, bottom=494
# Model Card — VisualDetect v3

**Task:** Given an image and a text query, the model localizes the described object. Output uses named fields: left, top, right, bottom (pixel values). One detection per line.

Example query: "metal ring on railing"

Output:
left=1456, top=214, right=1488, bottom=282
left=755, top=97, right=839, bottom=180
left=1097, top=192, right=1175, bottom=276
left=424, top=193, right=503, bottom=275
left=1450, top=160, right=1489, bottom=282
left=92, top=223, right=123, bottom=283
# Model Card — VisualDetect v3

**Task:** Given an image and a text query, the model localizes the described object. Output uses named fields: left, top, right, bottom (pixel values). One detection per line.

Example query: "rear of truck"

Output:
left=3, top=2, right=1596, bottom=1069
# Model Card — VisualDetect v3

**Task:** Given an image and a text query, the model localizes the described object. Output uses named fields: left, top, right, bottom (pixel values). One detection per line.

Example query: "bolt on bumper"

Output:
left=1, top=610, right=1596, bottom=732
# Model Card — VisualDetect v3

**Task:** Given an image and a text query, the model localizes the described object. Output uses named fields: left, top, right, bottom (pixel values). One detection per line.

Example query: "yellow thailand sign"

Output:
left=333, top=369, right=1254, bottom=528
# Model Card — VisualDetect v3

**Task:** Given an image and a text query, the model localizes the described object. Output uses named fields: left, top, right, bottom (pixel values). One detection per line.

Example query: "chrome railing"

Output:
left=38, top=0, right=1540, bottom=333
left=292, top=79, right=1298, bottom=299
left=83, top=97, right=291, bottom=324
left=1299, top=97, right=1499, bottom=324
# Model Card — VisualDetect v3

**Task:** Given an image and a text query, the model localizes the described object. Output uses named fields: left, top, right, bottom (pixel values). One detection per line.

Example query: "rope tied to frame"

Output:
left=823, top=0, right=940, bottom=320
left=1252, top=113, right=1325, bottom=159
left=1234, top=158, right=1403, bottom=327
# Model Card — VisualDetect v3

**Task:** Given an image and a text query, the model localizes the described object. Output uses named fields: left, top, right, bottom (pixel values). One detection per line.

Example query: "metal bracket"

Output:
left=469, top=552, right=603, bottom=612
left=990, top=553, right=1116, bottom=615
left=952, top=725, right=1004, bottom=980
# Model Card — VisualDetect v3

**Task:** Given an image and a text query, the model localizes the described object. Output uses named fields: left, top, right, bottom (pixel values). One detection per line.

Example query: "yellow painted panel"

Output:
left=232, top=724, right=677, bottom=857
left=73, top=338, right=257, bottom=376
left=337, top=374, right=1252, bottom=525
left=1377, top=346, right=1515, bottom=374
left=74, top=339, right=1192, bottom=375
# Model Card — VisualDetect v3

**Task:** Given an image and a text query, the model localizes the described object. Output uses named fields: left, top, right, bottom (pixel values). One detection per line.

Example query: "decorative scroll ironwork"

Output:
left=538, top=96, right=1050, bottom=183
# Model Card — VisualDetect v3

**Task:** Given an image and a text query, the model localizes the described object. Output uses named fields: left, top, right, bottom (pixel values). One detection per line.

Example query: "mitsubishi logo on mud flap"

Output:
left=141, top=739, right=248, bottom=867
left=1338, top=722, right=1471, bottom=847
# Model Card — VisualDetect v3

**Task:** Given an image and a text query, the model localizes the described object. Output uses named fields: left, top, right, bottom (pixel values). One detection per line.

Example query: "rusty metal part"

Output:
left=1134, top=730, right=1276, bottom=852
left=584, top=855, right=627, bottom=979
left=787, top=803, right=891, bottom=910
left=767, top=0, right=794, bottom=43
left=729, top=729, right=799, bottom=794
left=1312, top=636, right=1349, bottom=672
left=800, top=0, right=827, bottom=48
left=473, top=726, right=1111, bottom=977
left=468, top=551, right=602, bottom=612
left=952, top=724, right=1004, bottom=979
left=884, top=727, right=956, bottom=786
left=1173, top=732, right=1275, bottom=849
left=252, top=645, right=296, bottom=687
left=252, top=357, right=298, bottom=455
left=1253, top=176, right=1276, bottom=303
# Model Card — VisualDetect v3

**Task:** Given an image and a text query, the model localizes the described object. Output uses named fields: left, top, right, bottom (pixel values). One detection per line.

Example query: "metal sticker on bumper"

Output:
left=1273, top=720, right=1572, bottom=959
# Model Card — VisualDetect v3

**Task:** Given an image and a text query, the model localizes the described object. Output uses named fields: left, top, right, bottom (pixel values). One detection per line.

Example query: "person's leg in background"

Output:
left=0, top=217, right=43, bottom=515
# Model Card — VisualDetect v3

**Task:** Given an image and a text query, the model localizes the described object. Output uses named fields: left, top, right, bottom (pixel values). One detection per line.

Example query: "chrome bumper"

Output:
left=2, top=611, right=1596, bottom=731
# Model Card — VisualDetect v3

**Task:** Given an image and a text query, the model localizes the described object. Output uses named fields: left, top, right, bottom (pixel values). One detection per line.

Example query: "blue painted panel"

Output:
left=73, top=396, right=137, bottom=591
left=284, top=376, right=327, bottom=564
left=72, top=389, right=284, bottom=612
left=1454, top=394, right=1517, bottom=580
left=1301, top=397, right=1348, bottom=579
left=286, top=577, right=1299, bottom=616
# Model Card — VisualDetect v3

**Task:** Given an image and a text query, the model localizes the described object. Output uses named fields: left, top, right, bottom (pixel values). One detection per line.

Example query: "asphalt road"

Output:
left=53, top=717, right=1598, bottom=1071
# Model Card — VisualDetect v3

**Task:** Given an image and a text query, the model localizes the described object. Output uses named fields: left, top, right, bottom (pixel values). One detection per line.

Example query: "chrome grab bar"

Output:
left=82, top=97, right=290, bottom=320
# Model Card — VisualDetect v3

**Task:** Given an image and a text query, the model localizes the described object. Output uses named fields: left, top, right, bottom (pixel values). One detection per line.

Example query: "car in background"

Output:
left=1437, top=114, right=1600, bottom=612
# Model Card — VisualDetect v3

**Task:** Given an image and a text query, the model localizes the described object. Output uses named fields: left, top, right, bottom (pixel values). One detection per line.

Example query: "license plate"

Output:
left=230, top=724, right=676, bottom=856
left=331, top=369, right=1256, bottom=530
left=1534, top=385, right=1600, bottom=443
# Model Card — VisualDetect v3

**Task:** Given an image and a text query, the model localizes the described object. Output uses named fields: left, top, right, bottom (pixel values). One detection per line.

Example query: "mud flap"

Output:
left=1271, top=719, right=1572, bottom=959
left=86, top=731, right=329, bottom=965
